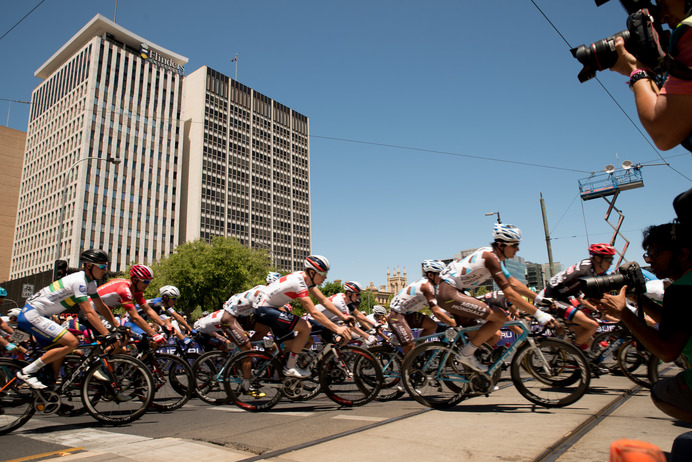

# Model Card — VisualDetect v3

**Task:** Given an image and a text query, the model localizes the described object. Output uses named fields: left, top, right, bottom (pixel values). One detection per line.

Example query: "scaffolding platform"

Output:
left=578, top=168, right=644, bottom=201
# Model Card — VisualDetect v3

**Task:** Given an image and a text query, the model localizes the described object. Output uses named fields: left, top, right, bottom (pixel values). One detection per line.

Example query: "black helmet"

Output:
left=80, top=249, right=110, bottom=264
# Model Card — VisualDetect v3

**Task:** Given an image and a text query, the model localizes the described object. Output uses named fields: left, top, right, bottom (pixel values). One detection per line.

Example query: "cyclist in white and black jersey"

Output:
left=438, top=224, right=555, bottom=372
left=15, top=249, right=113, bottom=389
left=310, top=281, right=376, bottom=345
left=388, top=260, right=456, bottom=355
left=535, top=243, right=613, bottom=350
left=254, top=255, right=351, bottom=378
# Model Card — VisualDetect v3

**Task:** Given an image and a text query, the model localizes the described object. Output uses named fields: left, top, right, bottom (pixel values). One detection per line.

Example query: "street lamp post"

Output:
left=485, top=211, right=502, bottom=223
left=54, top=156, right=121, bottom=265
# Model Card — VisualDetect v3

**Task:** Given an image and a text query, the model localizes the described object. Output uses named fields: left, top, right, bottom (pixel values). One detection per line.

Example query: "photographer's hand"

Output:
left=611, top=37, right=640, bottom=76
left=597, top=285, right=628, bottom=319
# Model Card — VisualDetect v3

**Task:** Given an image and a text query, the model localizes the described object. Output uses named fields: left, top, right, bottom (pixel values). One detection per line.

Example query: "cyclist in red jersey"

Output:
left=93, top=264, right=167, bottom=345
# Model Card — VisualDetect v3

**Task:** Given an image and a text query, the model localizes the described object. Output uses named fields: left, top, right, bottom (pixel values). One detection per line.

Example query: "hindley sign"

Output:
left=140, top=43, right=185, bottom=76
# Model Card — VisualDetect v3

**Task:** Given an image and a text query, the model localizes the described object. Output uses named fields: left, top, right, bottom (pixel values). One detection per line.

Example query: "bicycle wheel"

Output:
left=617, top=340, right=653, bottom=388
left=223, top=350, right=283, bottom=411
left=401, top=341, right=468, bottom=409
left=511, top=338, right=590, bottom=408
left=148, top=353, right=193, bottom=412
left=369, top=345, right=405, bottom=401
left=57, top=354, right=89, bottom=416
left=647, top=353, right=688, bottom=386
left=82, top=355, right=154, bottom=425
left=319, top=345, right=382, bottom=407
left=0, top=359, right=35, bottom=435
left=191, top=350, right=231, bottom=404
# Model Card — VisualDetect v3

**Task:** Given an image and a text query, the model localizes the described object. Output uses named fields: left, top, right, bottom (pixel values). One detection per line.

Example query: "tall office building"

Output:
left=181, top=66, right=311, bottom=272
left=10, top=14, right=187, bottom=278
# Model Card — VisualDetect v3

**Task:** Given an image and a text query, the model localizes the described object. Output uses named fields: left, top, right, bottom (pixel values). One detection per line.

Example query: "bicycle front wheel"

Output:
left=148, top=353, right=193, bottom=412
left=401, top=341, right=468, bottom=409
left=647, top=353, right=687, bottom=386
left=369, top=345, right=405, bottom=401
left=511, top=338, right=590, bottom=408
left=223, top=350, right=283, bottom=412
left=191, top=350, right=232, bottom=405
left=0, top=359, right=35, bottom=435
left=319, top=345, right=383, bottom=406
left=617, top=340, right=653, bottom=388
left=82, top=355, right=154, bottom=425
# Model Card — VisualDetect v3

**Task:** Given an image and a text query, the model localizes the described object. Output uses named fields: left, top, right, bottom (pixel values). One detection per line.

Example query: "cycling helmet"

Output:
left=80, top=249, right=110, bottom=264
left=0, top=287, right=6, bottom=297
left=266, top=272, right=282, bottom=284
left=343, top=281, right=363, bottom=294
left=130, top=264, right=154, bottom=280
left=160, top=285, right=180, bottom=298
left=304, top=255, right=330, bottom=273
left=372, top=305, right=387, bottom=316
left=421, top=260, right=445, bottom=273
left=492, top=223, right=522, bottom=243
left=8, top=308, right=20, bottom=318
left=589, top=243, right=616, bottom=256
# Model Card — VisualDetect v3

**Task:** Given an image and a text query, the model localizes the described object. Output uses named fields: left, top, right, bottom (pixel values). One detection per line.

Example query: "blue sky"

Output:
left=1, top=0, right=691, bottom=288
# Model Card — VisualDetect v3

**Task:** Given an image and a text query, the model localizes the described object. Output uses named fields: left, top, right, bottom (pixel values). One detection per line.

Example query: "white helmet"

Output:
left=492, top=223, right=522, bottom=243
left=304, top=255, right=330, bottom=273
left=266, top=272, right=282, bottom=284
left=421, top=260, right=445, bottom=273
left=372, top=305, right=387, bottom=316
left=8, top=308, right=21, bottom=318
left=160, top=285, right=180, bottom=298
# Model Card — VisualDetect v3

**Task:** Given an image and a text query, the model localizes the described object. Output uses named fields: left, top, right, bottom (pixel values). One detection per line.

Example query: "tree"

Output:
left=149, top=237, right=273, bottom=315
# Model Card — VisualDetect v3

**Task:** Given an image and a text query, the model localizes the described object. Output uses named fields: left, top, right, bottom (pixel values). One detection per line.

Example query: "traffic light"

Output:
left=53, top=260, right=68, bottom=280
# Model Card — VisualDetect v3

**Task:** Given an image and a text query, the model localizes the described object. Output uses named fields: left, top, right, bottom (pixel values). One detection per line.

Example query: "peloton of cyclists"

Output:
left=253, top=255, right=351, bottom=379
left=437, top=224, right=556, bottom=372
left=387, top=260, right=456, bottom=356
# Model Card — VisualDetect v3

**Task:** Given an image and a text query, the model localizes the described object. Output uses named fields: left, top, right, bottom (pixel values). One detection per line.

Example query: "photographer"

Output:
left=599, top=223, right=692, bottom=422
left=610, top=0, right=692, bottom=150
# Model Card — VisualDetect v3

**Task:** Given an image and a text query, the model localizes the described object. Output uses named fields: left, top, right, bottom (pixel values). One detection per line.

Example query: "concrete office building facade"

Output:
left=181, top=66, right=311, bottom=272
left=10, top=14, right=187, bottom=278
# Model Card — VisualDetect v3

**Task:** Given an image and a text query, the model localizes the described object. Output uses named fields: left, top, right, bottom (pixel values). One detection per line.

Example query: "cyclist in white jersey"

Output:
left=254, top=255, right=351, bottom=378
left=193, top=309, right=233, bottom=351
left=311, top=281, right=376, bottom=345
left=15, top=250, right=112, bottom=389
left=438, top=224, right=555, bottom=372
left=387, top=260, right=455, bottom=355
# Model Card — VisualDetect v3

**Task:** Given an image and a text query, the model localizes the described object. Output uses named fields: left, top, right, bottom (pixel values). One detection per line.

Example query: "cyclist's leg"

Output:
left=571, top=309, right=599, bottom=348
left=17, top=309, right=79, bottom=387
left=386, top=311, right=415, bottom=355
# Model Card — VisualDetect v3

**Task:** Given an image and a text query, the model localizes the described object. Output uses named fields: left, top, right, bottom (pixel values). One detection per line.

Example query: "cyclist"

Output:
left=310, top=280, right=376, bottom=345
left=1, top=308, right=26, bottom=355
left=91, top=264, right=167, bottom=346
left=535, top=244, right=611, bottom=352
left=193, top=309, right=233, bottom=352
left=364, top=305, right=391, bottom=341
left=254, top=255, right=351, bottom=378
left=387, top=260, right=456, bottom=356
left=141, top=285, right=192, bottom=340
left=15, top=249, right=113, bottom=388
left=438, top=224, right=555, bottom=372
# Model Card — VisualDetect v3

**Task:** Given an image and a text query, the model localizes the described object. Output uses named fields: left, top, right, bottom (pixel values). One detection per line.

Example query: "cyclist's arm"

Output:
left=79, top=299, right=110, bottom=336
left=126, top=308, right=160, bottom=337
left=170, top=310, right=193, bottom=332
left=303, top=289, right=350, bottom=339
left=508, top=276, right=536, bottom=300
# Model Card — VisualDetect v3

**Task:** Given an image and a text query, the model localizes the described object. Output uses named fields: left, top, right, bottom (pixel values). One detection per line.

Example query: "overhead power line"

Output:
left=0, top=0, right=47, bottom=42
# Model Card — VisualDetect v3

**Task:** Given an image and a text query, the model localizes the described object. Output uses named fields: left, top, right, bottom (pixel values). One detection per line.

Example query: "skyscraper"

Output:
left=11, top=14, right=187, bottom=278
left=181, top=66, right=311, bottom=272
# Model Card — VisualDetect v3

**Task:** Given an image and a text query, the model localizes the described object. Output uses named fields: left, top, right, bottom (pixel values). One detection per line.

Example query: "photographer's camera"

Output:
left=579, top=261, right=648, bottom=298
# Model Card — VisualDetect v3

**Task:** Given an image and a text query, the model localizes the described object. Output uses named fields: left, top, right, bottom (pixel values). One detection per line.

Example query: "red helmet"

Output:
left=588, top=243, right=616, bottom=256
left=130, top=264, right=154, bottom=280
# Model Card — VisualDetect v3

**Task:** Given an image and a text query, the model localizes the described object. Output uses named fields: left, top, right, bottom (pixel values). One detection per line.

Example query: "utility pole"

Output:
left=540, top=192, right=555, bottom=279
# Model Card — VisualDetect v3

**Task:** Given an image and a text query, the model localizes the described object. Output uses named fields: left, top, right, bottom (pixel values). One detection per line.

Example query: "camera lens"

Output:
left=579, top=273, right=626, bottom=298
left=571, top=30, right=630, bottom=82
